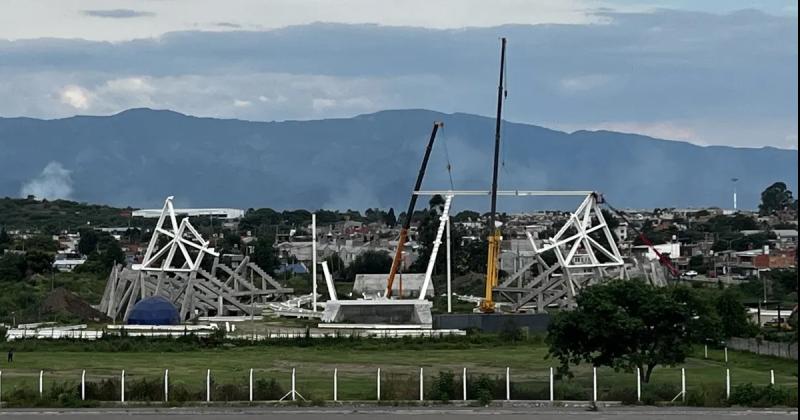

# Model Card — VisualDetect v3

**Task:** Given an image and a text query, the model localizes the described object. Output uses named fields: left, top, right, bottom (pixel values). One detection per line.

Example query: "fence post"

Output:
left=164, top=369, right=169, bottom=402
left=249, top=368, right=253, bottom=402
left=81, top=370, right=86, bottom=401
left=505, top=367, right=510, bottom=401
left=636, top=367, right=641, bottom=403
left=724, top=347, right=728, bottom=364
left=592, top=367, right=597, bottom=402
left=704, top=344, right=708, bottom=359
left=725, top=369, right=730, bottom=400
left=333, top=368, right=338, bottom=402
left=419, top=367, right=424, bottom=401
left=770, top=369, right=774, bottom=385
left=681, top=368, right=686, bottom=402
left=462, top=368, right=467, bottom=401
left=549, top=367, right=554, bottom=402
left=39, top=370, right=43, bottom=398
left=291, top=368, right=296, bottom=401
left=1, top=370, right=3, bottom=407
left=121, top=370, right=125, bottom=403
left=206, top=369, right=211, bottom=402
left=376, top=368, right=381, bottom=401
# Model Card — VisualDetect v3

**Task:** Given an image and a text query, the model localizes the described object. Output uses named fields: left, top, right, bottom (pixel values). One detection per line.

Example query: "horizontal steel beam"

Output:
left=414, top=190, right=594, bottom=196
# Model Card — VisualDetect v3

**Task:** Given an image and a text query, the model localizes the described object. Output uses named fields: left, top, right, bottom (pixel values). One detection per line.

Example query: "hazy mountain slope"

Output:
left=0, top=108, right=795, bottom=211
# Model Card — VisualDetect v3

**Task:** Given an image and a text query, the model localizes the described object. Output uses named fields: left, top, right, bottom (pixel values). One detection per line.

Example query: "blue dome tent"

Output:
left=126, top=296, right=180, bottom=325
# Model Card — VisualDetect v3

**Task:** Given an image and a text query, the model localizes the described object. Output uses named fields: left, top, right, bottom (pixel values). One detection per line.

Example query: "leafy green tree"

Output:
left=252, top=237, right=279, bottom=275
left=345, top=250, right=392, bottom=281
left=323, top=252, right=346, bottom=279
left=759, top=182, right=795, bottom=216
left=547, top=280, right=692, bottom=383
left=24, top=250, right=54, bottom=275
left=385, top=208, right=397, bottom=227
left=670, top=287, right=724, bottom=343
left=715, top=289, right=756, bottom=338
left=409, top=195, right=445, bottom=272
left=688, top=255, right=707, bottom=274
left=77, top=229, right=99, bottom=256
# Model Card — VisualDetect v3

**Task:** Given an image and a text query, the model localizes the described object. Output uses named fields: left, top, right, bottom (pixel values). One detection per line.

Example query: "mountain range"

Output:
left=0, top=108, right=796, bottom=212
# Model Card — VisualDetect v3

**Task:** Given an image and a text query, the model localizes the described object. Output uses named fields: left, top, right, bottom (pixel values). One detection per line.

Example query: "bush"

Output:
left=641, top=382, right=680, bottom=405
left=255, top=378, right=285, bottom=400
left=382, top=373, right=416, bottom=400
left=601, top=387, right=638, bottom=405
left=217, top=383, right=248, bottom=402
left=729, top=383, right=796, bottom=407
left=467, top=374, right=504, bottom=400
left=127, top=377, right=163, bottom=401
left=686, top=383, right=727, bottom=407
left=555, top=381, right=587, bottom=401
left=429, top=371, right=457, bottom=402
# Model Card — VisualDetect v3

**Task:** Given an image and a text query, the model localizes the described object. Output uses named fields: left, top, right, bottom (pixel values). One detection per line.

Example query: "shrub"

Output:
left=254, top=378, right=285, bottom=400
left=429, top=371, right=457, bottom=402
left=382, top=373, right=416, bottom=400
left=217, top=383, right=248, bottom=402
left=601, top=387, right=637, bottom=405
left=686, top=383, right=726, bottom=407
left=127, top=377, right=162, bottom=401
left=555, top=381, right=587, bottom=401
left=729, top=383, right=796, bottom=407
left=641, top=382, right=680, bottom=405
left=467, top=374, right=504, bottom=400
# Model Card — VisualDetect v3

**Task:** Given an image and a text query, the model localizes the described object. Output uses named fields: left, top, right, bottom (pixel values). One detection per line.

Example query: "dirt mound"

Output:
left=41, top=287, right=110, bottom=323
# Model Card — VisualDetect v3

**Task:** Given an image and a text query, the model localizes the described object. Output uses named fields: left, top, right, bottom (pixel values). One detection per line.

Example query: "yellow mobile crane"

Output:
left=479, top=38, right=507, bottom=313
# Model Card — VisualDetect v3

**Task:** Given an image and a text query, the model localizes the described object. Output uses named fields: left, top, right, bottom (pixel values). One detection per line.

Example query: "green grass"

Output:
left=0, top=342, right=795, bottom=403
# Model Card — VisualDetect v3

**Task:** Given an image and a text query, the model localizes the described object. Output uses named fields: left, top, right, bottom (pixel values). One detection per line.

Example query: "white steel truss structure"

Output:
left=414, top=190, right=624, bottom=313
left=136, top=196, right=217, bottom=272
left=101, top=196, right=292, bottom=322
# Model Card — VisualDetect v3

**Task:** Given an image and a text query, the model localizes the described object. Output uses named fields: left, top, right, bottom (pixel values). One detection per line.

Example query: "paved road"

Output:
left=0, top=408, right=796, bottom=419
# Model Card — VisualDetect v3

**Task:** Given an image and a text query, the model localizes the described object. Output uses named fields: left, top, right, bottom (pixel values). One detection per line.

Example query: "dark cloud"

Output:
left=215, top=22, right=242, bottom=28
left=82, top=9, right=155, bottom=19
left=0, top=9, right=795, bottom=148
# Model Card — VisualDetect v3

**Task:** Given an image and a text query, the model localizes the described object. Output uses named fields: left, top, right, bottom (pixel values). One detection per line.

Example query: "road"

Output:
left=0, top=408, right=796, bottom=419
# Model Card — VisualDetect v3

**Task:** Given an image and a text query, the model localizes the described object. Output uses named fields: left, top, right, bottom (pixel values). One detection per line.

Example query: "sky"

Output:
left=0, top=0, right=797, bottom=149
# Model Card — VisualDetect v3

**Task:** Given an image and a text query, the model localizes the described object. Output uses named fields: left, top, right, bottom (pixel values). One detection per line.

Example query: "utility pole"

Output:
left=731, top=178, right=739, bottom=211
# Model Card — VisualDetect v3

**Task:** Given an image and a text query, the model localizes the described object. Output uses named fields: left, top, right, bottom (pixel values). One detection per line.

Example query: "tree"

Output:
left=385, top=208, right=397, bottom=227
left=715, top=289, right=755, bottom=338
left=77, top=229, right=99, bottom=256
left=323, top=252, right=346, bottom=279
left=409, top=195, right=445, bottom=272
left=759, top=182, right=795, bottom=216
left=252, top=238, right=279, bottom=274
left=670, top=287, right=723, bottom=343
left=547, top=280, right=692, bottom=383
left=345, top=250, right=392, bottom=281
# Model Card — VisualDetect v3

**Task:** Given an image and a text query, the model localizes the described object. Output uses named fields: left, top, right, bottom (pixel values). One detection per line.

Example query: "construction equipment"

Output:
left=386, top=121, right=444, bottom=297
left=480, top=37, right=507, bottom=313
left=601, top=195, right=681, bottom=278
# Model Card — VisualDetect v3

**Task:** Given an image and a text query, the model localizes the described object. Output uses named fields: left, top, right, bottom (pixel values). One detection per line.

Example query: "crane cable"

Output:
left=440, top=122, right=456, bottom=190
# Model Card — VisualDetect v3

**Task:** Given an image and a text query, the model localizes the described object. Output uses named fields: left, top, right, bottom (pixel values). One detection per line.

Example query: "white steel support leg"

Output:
left=377, top=368, right=381, bottom=401
left=506, top=367, right=510, bottom=401
left=312, top=213, right=317, bottom=312
left=770, top=369, right=774, bottom=385
left=121, top=370, right=125, bottom=403
left=549, top=367, right=554, bottom=402
left=419, top=368, right=424, bottom=401
left=419, top=195, right=452, bottom=300
left=164, top=369, right=169, bottom=402
left=726, top=369, right=730, bottom=399
left=446, top=214, right=452, bottom=313
left=333, top=368, right=338, bottom=402
left=592, top=367, right=597, bottom=402
left=81, top=370, right=86, bottom=401
left=462, top=368, right=467, bottom=401
left=249, top=368, right=253, bottom=402
left=39, top=370, right=43, bottom=398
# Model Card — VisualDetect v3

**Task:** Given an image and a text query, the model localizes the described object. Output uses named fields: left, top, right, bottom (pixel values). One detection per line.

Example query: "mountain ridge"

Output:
left=0, top=108, right=796, bottom=211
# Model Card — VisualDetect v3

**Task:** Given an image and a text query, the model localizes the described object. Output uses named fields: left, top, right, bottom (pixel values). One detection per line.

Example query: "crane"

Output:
left=386, top=121, right=445, bottom=297
left=479, top=37, right=507, bottom=313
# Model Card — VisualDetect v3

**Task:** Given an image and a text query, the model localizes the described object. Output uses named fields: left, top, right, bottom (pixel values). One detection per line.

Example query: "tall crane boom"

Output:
left=386, top=121, right=444, bottom=297
left=480, top=37, right=507, bottom=313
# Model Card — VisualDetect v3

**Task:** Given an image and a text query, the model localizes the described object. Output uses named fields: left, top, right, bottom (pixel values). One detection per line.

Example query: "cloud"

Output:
left=82, top=9, right=155, bottom=19
left=588, top=121, right=697, bottom=142
left=59, top=85, right=91, bottom=109
left=215, top=22, right=242, bottom=28
left=0, top=9, right=795, bottom=148
left=20, top=162, right=74, bottom=200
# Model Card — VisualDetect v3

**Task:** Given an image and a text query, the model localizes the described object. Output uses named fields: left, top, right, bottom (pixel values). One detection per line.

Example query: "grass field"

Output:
left=0, top=340, right=796, bottom=403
